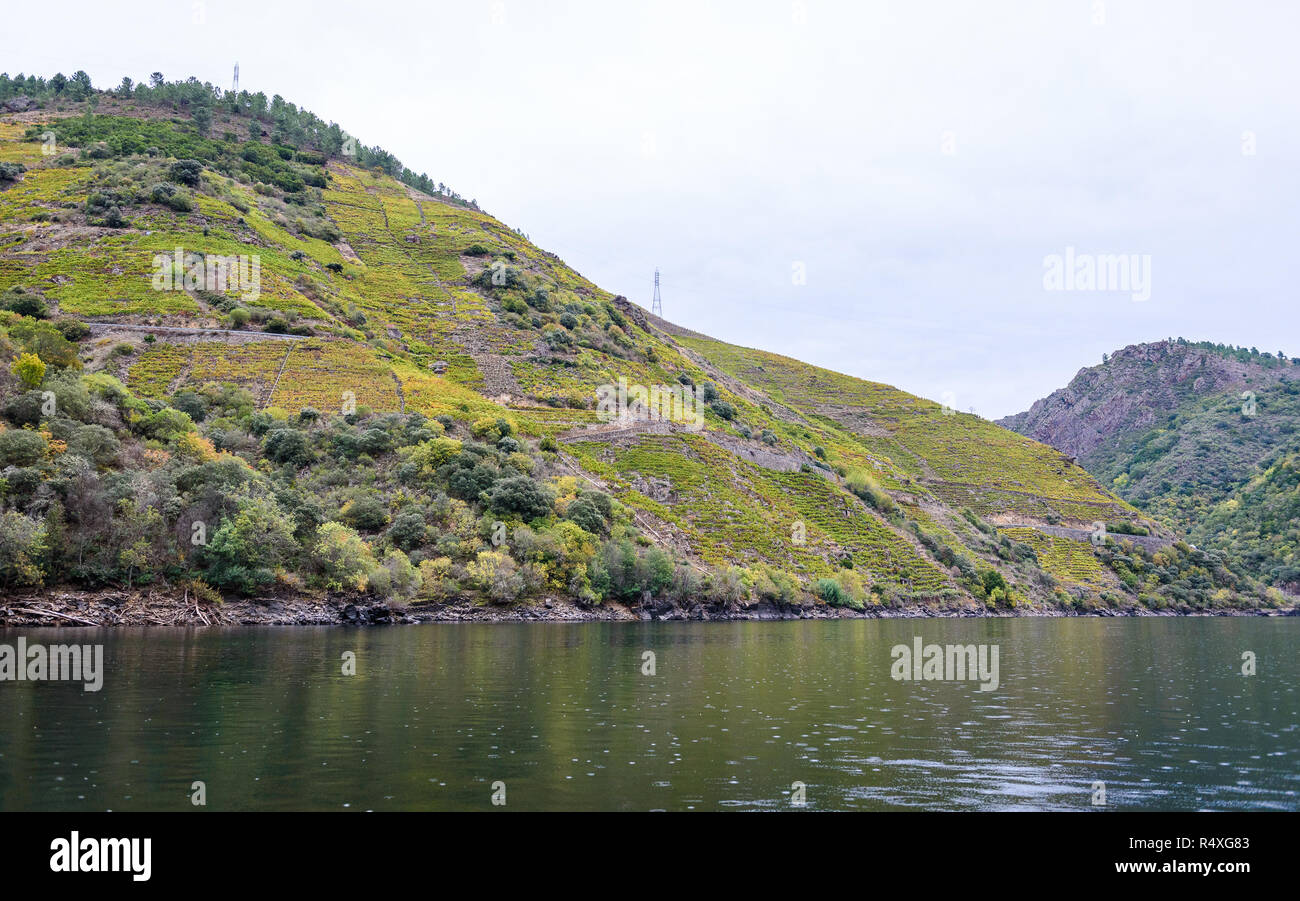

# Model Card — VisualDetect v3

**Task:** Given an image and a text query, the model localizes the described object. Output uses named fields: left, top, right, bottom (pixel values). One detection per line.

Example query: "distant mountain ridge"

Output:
left=999, top=339, right=1297, bottom=464
left=1001, top=340, right=1300, bottom=595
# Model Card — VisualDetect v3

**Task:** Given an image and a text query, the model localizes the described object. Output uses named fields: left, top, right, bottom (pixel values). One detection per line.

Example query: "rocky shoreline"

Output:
left=0, top=588, right=1292, bottom=627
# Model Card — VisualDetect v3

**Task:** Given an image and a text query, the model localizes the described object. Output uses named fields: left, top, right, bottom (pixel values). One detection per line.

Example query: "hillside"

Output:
left=0, top=73, right=1285, bottom=617
left=1001, top=340, right=1300, bottom=596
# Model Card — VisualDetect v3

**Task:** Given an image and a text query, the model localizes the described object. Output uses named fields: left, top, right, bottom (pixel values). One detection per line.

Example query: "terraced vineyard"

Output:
left=677, top=335, right=1135, bottom=524
left=998, top=527, right=1109, bottom=589
left=3, top=86, right=1257, bottom=612
left=567, top=432, right=950, bottom=591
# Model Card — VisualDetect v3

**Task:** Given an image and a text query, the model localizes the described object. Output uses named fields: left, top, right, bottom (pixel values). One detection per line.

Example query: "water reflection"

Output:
left=0, top=619, right=1295, bottom=811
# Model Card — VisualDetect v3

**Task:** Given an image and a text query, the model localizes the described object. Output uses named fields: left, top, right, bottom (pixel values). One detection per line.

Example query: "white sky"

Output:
left=7, top=0, right=1299, bottom=417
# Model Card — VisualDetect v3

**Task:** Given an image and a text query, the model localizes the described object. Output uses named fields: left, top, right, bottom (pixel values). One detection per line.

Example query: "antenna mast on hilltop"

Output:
left=651, top=268, right=663, bottom=318
left=232, top=62, right=240, bottom=93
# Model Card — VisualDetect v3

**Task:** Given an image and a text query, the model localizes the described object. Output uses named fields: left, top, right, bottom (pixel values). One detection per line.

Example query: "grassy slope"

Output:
left=2, top=99, right=1271, bottom=609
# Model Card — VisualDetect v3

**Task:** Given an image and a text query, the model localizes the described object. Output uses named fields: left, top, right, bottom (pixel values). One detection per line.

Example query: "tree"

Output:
left=113, top=498, right=165, bottom=589
left=150, top=72, right=164, bottom=89
left=466, top=550, right=524, bottom=602
left=192, top=103, right=212, bottom=136
left=169, top=159, right=203, bottom=187
left=139, top=408, right=195, bottom=442
left=0, top=511, right=46, bottom=587
left=67, top=424, right=119, bottom=467
left=205, top=495, right=299, bottom=593
left=339, top=494, right=388, bottom=532
left=311, top=521, right=376, bottom=591
left=68, top=70, right=93, bottom=100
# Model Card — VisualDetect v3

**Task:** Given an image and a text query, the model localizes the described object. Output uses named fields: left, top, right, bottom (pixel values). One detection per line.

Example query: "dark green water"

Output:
left=0, top=618, right=1295, bottom=811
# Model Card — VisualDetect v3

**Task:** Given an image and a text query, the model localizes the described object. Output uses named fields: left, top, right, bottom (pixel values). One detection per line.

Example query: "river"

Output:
left=1, top=618, right=1295, bottom=810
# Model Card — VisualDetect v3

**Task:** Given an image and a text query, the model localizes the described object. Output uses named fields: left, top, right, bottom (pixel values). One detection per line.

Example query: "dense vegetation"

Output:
left=1089, top=378, right=1300, bottom=593
left=0, top=347, right=709, bottom=605
left=0, top=74, right=1290, bottom=615
left=0, top=70, right=477, bottom=209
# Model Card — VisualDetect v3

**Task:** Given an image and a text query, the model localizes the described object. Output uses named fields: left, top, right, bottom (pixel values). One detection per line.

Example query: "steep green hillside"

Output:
left=1003, top=340, right=1300, bottom=598
left=0, top=74, right=1283, bottom=615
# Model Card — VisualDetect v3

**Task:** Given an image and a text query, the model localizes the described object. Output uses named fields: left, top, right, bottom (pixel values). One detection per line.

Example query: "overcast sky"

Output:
left=9, top=0, right=1299, bottom=417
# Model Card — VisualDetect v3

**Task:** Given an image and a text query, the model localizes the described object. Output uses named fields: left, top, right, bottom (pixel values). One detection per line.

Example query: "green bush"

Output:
left=169, top=159, right=203, bottom=187
left=264, top=428, right=313, bottom=466
left=1, top=288, right=48, bottom=318
left=0, top=510, right=46, bottom=587
left=487, top=475, right=555, bottom=521
left=340, top=494, right=389, bottom=532
left=0, top=429, right=47, bottom=467
left=566, top=493, right=610, bottom=535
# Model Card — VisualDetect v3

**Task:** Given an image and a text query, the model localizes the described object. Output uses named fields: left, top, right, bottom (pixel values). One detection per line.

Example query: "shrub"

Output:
left=204, top=495, right=299, bottom=594
left=1, top=289, right=48, bottom=318
left=11, top=320, right=80, bottom=369
left=566, top=494, right=610, bottom=535
left=417, top=557, right=455, bottom=600
left=2, top=391, right=45, bottom=426
left=264, top=428, right=313, bottom=466
left=486, top=475, right=555, bottom=521
left=312, top=521, right=377, bottom=591
left=408, top=436, right=462, bottom=474
left=170, top=390, right=209, bottom=423
left=67, top=424, right=120, bottom=466
left=709, top=400, right=736, bottom=420
left=466, top=550, right=524, bottom=602
left=0, top=511, right=46, bottom=587
left=367, top=550, right=421, bottom=602
left=817, top=577, right=863, bottom=610
left=470, top=417, right=504, bottom=443
left=10, top=353, right=45, bottom=388
left=139, top=408, right=195, bottom=442
left=169, top=159, right=203, bottom=187
left=53, top=319, right=90, bottom=341
left=386, top=512, right=427, bottom=551
left=0, top=429, right=47, bottom=467
left=339, top=494, right=389, bottom=532
left=979, top=569, right=1009, bottom=598
left=845, top=468, right=897, bottom=514
left=100, top=206, right=130, bottom=228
